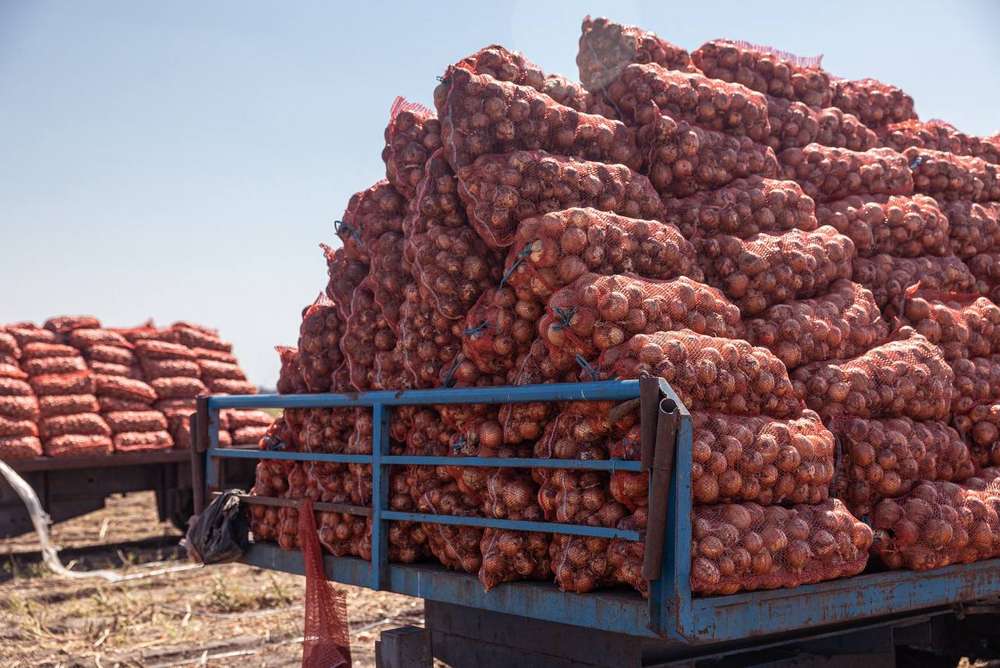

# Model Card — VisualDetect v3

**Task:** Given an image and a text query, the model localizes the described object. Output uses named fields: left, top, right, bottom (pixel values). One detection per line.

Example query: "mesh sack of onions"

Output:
left=504, top=208, right=703, bottom=306
left=956, top=403, right=1000, bottom=469
left=457, top=150, right=663, bottom=249
left=305, top=462, right=367, bottom=558
left=248, top=459, right=291, bottom=544
left=0, top=331, right=20, bottom=358
left=539, top=274, right=743, bottom=362
left=549, top=533, right=613, bottom=593
left=44, top=315, right=102, bottom=335
left=373, top=342, right=416, bottom=391
left=638, top=114, right=780, bottom=199
left=765, top=96, right=877, bottom=152
left=0, top=435, right=42, bottom=459
left=778, top=145, right=914, bottom=203
left=743, top=280, right=888, bottom=370
left=833, top=417, right=975, bottom=518
left=904, top=147, right=1000, bottom=202
left=454, top=44, right=608, bottom=116
left=6, top=326, right=56, bottom=349
left=397, top=284, right=462, bottom=388
left=576, top=16, right=693, bottom=93
left=341, top=277, right=396, bottom=391
left=42, top=434, right=113, bottom=458
left=695, top=226, right=855, bottom=316
left=405, top=466, right=484, bottom=573
left=901, top=293, right=1000, bottom=361
left=830, top=78, right=917, bottom=128
left=949, top=356, right=1000, bottom=417
left=298, top=408, right=354, bottom=454
left=815, top=194, right=948, bottom=258
left=692, top=410, right=834, bottom=507
left=22, top=355, right=87, bottom=377
left=790, top=329, right=953, bottom=421
left=322, top=244, right=368, bottom=320
left=368, top=232, right=408, bottom=333
left=943, top=201, right=1000, bottom=259
left=871, top=480, right=1000, bottom=570
left=480, top=529, right=551, bottom=591
left=276, top=463, right=309, bottom=550
left=382, top=97, right=441, bottom=198
left=113, top=431, right=172, bottom=452
left=0, top=395, right=39, bottom=422
left=602, top=63, right=770, bottom=142
left=336, top=180, right=406, bottom=263
left=595, top=330, right=802, bottom=417
left=275, top=346, right=308, bottom=395
left=0, top=416, right=38, bottom=439
left=968, top=252, right=1000, bottom=302
left=662, top=176, right=817, bottom=241
left=605, top=509, right=648, bottom=596
left=29, top=371, right=95, bottom=397
left=460, top=286, right=540, bottom=376
left=691, top=499, right=871, bottom=595
left=296, top=294, right=344, bottom=393
left=691, top=40, right=832, bottom=108
left=607, top=424, right=647, bottom=511
left=880, top=120, right=1000, bottom=165
left=497, top=339, right=577, bottom=446
left=852, top=254, right=976, bottom=312
left=142, top=358, right=200, bottom=380
left=434, top=66, right=641, bottom=171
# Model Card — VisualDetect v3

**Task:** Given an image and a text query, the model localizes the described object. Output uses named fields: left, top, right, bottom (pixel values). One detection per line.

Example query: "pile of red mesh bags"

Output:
left=695, top=226, right=855, bottom=316
left=879, top=120, right=1000, bottom=165
left=336, top=181, right=406, bottom=264
left=904, top=147, right=1000, bottom=202
left=743, top=280, right=888, bottom=369
left=249, top=457, right=291, bottom=544
left=691, top=40, right=832, bottom=108
left=942, top=201, right=1000, bottom=260
left=830, top=79, right=917, bottom=128
left=778, top=145, right=914, bottom=203
left=852, top=255, right=977, bottom=312
left=661, top=176, right=817, bottom=240
left=901, top=293, right=1000, bottom=361
left=691, top=499, right=871, bottom=594
left=576, top=16, right=694, bottom=92
left=134, top=337, right=208, bottom=444
left=870, top=477, right=1000, bottom=571
left=815, top=194, right=949, bottom=258
left=969, top=252, right=1000, bottom=303
left=638, top=114, right=779, bottom=199
left=600, top=63, right=770, bottom=142
left=765, top=96, right=877, bottom=153
left=13, top=323, right=111, bottom=457
left=0, top=331, right=41, bottom=459
left=297, top=295, right=345, bottom=393
left=176, top=323, right=256, bottom=396
left=457, top=150, right=663, bottom=249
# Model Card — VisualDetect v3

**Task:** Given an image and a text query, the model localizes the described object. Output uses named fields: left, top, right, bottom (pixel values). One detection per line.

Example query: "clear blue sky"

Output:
left=2, top=1, right=998, bottom=387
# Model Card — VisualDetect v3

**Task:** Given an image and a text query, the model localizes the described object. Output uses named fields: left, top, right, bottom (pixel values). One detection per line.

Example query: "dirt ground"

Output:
left=0, top=492, right=423, bottom=667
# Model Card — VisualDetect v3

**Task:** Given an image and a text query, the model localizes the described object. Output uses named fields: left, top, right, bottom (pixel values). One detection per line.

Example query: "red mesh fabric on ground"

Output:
left=576, top=16, right=693, bottom=92
left=382, top=97, right=441, bottom=198
left=830, top=78, right=917, bottom=128
left=815, top=194, right=949, bottom=258
left=435, top=66, right=641, bottom=171
left=691, top=499, right=871, bottom=595
left=595, top=330, right=802, bottom=417
left=880, top=120, right=1000, bottom=165
left=833, top=417, right=975, bottom=517
left=943, top=201, right=1000, bottom=259
left=790, top=329, right=953, bottom=421
left=852, top=255, right=976, bottom=312
left=765, top=96, right=877, bottom=152
left=779, top=145, right=913, bottom=203
left=692, top=40, right=832, bottom=107
left=901, top=293, right=1000, bottom=361
left=299, top=498, right=352, bottom=668
left=639, top=114, right=779, bottom=199
left=743, top=280, right=888, bottom=369
left=337, top=180, right=406, bottom=263
left=696, top=226, right=855, bottom=316
left=457, top=150, right=663, bottom=249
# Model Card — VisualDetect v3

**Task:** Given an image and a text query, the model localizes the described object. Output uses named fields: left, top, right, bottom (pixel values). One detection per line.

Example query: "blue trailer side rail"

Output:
left=194, top=381, right=1000, bottom=644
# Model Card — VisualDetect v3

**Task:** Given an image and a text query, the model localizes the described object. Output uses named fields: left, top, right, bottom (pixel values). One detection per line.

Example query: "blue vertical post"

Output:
left=662, top=409, right=693, bottom=639
left=205, top=402, right=222, bottom=491
left=370, top=402, right=391, bottom=590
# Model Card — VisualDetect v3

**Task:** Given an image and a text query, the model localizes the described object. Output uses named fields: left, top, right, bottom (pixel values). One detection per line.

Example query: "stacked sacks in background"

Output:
left=175, top=323, right=257, bottom=396
left=131, top=333, right=211, bottom=448
left=0, top=330, right=41, bottom=459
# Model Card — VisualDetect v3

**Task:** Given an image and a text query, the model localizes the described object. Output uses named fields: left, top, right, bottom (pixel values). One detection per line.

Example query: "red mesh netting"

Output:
left=460, top=287, right=539, bottom=377
left=950, top=356, right=1000, bottom=417
left=94, top=375, right=157, bottom=404
left=0, top=416, right=38, bottom=438
left=299, top=408, right=354, bottom=454
left=298, top=498, right=352, bottom=668
left=372, top=341, right=416, bottom=391
left=0, top=377, right=38, bottom=398
left=22, top=355, right=87, bottom=376
left=743, top=279, right=888, bottom=369
left=692, top=410, right=834, bottom=506
left=901, top=293, right=1000, bottom=361
left=549, top=534, right=613, bottom=593
left=85, top=344, right=136, bottom=367
left=405, top=466, right=483, bottom=573
left=382, top=96, right=441, bottom=198
left=903, top=147, right=1000, bottom=203
left=297, top=295, right=344, bottom=393
left=150, top=376, right=208, bottom=400
left=133, top=339, right=196, bottom=361
left=30, top=371, right=95, bottom=397
left=44, top=315, right=101, bottom=335
left=276, top=346, right=308, bottom=395
left=65, top=328, right=130, bottom=349
left=43, top=434, right=113, bottom=457
left=172, top=324, right=231, bottom=353
left=39, top=413, right=110, bottom=440
left=498, top=339, right=576, bottom=446
left=830, top=78, right=917, bottom=128
left=576, top=16, right=694, bottom=92
left=692, top=40, right=832, bottom=108
left=0, top=395, right=40, bottom=421
left=691, top=499, right=871, bottom=595
left=880, top=120, right=1000, bottom=165
left=396, top=284, right=462, bottom=389
left=0, top=436, right=42, bottom=459
left=6, top=326, right=56, bottom=348
left=113, top=431, right=173, bottom=452
left=192, top=347, right=237, bottom=364
left=0, top=356, right=25, bottom=382
left=435, top=66, right=641, bottom=171
left=942, top=201, right=1000, bottom=259
left=695, top=226, right=855, bottom=316
left=457, top=150, right=663, bottom=249
left=602, top=63, right=770, bottom=142
left=369, top=232, right=408, bottom=333
left=143, top=358, right=200, bottom=379
left=968, top=252, right=1000, bottom=303
left=871, top=478, right=1000, bottom=571
left=833, top=417, right=975, bottom=517
left=341, top=278, right=396, bottom=391
left=539, top=274, right=743, bottom=362
left=957, top=403, right=1000, bottom=468
left=606, top=509, right=647, bottom=596
left=198, top=360, right=245, bottom=382
left=337, top=180, right=406, bottom=263
left=596, top=330, right=802, bottom=417
left=815, top=194, right=949, bottom=258
left=103, top=410, right=167, bottom=434
left=639, top=114, right=779, bottom=199
left=322, top=244, right=369, bottom=321
left=0, top=332, right=21, bottom=359
left=790, top=329, right=953, bottom=421
left=479, top=529, right=551, bottom=591
left=765, top=96, right=877, bottom=152
left=778, top=145, right=913, bottom=203
left=852, top=254, right=976, bottom=312
left=661, top=177, right=817, bottom=241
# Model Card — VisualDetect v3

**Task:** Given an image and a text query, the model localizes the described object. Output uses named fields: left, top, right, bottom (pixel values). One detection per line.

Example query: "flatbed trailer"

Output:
left=191, top=380, right=1000, bottom=667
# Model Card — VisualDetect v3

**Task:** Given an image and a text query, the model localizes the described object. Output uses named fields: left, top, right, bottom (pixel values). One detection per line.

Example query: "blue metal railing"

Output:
left=195, top=378, right=694, bottom=638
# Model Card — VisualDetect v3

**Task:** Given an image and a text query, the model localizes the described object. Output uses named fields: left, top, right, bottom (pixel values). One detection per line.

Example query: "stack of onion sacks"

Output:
left=765, top=96, right=877, bottom=152
left=880, top=120, right=1000, bottom=165
left=852, top=255, right=976, bottom=313
left=296, top=294, right=344, bottom=393
left=778, top=145, right=914, bottom=203
left=901, top=293, right=1000, bottom=361
left=904, top=147, right=1000, bottom=202
left=830, top=78, right=917, bottom=128
left=381, top=97, right=441, bottom=198
left=942, top=201, right=1000, bottom=260
left=576, top=16, right=693, bottom=92
left=0, top=331, right=40, bottom=459
left=814, top=194, right=949, bottom=258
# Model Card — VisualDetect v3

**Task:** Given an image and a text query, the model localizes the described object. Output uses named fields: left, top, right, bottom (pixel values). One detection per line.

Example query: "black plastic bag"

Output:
left=183, top=489, right=250, bottom=564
